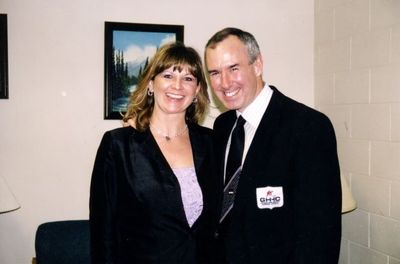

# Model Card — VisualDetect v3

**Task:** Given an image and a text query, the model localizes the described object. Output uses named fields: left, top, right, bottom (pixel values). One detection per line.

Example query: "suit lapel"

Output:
left=215, top=111, right=237, bottom=184
left=238, top=88, right=285, bottom=198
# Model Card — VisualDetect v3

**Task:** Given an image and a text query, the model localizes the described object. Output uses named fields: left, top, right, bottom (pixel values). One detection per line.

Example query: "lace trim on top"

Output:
left=172, top=167, right=203, bottom=227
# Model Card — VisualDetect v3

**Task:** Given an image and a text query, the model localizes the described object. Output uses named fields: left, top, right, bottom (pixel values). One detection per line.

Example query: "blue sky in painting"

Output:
left=113, top=31, right=176, bottom=64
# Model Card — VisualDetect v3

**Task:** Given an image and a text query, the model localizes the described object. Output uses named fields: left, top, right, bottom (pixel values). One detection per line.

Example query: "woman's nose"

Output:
left=173, top=77, right=182, bottom=90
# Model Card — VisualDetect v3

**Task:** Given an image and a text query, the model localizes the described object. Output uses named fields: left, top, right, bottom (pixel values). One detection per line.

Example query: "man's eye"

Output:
left=209, top=72, right=219, bottom=77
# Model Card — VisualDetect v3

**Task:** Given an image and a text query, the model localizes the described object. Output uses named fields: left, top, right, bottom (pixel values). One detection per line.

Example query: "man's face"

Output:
left=205, top=35, right=263, bottom=112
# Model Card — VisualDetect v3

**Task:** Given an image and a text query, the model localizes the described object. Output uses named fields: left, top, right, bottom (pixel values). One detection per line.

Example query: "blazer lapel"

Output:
left=129, top=128, right=171, bottom=177
left=190, top=123, right=223, bottom=232
left=189, top=124, right=206, bottom=179
left=129, top=126, right=205, bottom=230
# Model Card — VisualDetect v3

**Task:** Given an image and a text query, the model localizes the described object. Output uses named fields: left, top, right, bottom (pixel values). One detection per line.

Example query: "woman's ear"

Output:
left=148, top=80, right=154, bottom=92
left=195, top=83, right=201, bottom=95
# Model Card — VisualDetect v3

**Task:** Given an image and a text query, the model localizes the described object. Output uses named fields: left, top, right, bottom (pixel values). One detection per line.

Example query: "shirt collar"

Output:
left=237, top=84, right=273, bottom=128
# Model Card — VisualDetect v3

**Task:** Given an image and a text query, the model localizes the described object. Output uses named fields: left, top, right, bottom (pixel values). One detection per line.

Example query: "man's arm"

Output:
left=293, top=113, right=342, bottom=263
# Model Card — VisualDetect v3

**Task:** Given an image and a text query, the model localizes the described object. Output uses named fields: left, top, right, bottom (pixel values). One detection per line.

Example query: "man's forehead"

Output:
left=206, top=46, right=247, bottom=69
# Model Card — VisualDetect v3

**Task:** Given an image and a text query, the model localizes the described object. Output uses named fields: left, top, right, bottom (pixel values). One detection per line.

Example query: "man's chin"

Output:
left=221, top=99, right=240, bottom=111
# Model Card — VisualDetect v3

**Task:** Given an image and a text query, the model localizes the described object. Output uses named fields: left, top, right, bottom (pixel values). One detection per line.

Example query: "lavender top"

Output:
left=172, top=167, right=203, bottom=227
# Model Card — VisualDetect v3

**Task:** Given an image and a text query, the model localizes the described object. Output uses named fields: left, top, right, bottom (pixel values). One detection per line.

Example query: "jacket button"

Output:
left=214, top=231, right=219, bottom=239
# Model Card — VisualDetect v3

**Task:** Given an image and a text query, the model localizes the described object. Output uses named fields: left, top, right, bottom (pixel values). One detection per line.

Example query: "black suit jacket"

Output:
left=213, top=87, right=342, bottom=264
left=89, top=123, right=218, bottom=263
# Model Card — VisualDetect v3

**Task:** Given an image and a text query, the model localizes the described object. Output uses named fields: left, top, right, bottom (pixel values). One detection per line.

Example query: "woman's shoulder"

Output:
left=99, top=126, right=143, bottom=146
left=104, top=126, right=136, bottom=137
left=189, top=122, right=213, bottom=136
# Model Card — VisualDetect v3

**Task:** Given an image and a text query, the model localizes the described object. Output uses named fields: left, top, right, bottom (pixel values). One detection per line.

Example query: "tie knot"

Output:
left=236, top=115, right=246, bottom=128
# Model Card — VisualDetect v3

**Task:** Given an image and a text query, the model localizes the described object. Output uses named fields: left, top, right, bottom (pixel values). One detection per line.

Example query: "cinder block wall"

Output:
left=314, top=0, right=400, bottom=263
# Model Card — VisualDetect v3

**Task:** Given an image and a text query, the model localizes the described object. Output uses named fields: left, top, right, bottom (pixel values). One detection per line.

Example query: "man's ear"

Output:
left=253, top=55, right=263, bottom=77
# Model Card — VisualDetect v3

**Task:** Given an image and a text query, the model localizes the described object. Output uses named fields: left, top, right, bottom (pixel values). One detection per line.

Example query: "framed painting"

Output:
left=0, top=14, right=8, bottom=99
left=104, top=22, right=184, bottom=119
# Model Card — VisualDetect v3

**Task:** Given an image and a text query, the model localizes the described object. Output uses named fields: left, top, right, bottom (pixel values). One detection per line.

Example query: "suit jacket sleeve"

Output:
left=89, top=132, right=118, bottom=263
left=293, top=113, right=342, bottom=263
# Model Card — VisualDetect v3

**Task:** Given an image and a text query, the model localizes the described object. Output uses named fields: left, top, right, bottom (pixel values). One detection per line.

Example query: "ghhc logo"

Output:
left=259, top=190, right=281, bottom=204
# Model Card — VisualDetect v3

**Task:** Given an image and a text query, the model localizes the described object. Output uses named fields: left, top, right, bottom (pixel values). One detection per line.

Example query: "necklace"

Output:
left=150, top=123, right=188, bottom=141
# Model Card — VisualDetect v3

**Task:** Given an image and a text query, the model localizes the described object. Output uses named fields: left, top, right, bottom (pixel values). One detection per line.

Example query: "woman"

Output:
left=89, top=42, right=218, bottom=263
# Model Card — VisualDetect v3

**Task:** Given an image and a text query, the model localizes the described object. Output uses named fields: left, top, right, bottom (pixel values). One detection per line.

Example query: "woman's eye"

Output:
left=162, top=73, right=172, bottom=79
left=184, top=76, right=195, bottom=82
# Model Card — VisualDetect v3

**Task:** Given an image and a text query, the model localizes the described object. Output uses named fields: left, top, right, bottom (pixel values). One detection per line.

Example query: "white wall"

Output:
left=314, top=0, right=400, bottom=263
left=0, top=0, right=314, bottom=263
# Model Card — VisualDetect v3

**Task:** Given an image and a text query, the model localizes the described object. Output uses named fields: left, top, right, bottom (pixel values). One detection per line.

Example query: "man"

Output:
left=205, top=27, right=342, bottom=263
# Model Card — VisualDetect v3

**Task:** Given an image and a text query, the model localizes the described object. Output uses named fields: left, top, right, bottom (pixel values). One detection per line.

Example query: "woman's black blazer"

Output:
left=89, top=123, right=218, bottom=263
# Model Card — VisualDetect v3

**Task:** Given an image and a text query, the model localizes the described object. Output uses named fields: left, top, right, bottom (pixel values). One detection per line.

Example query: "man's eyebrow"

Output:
left=208, top=63, right=239, bottom=73
left=207, top=63, right=240, bottom=75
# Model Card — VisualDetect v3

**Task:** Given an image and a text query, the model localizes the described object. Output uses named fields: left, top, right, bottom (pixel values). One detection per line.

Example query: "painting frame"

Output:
left=0, top=14, right=8, bottom=99
left=104, top=21, right=184, bottom=119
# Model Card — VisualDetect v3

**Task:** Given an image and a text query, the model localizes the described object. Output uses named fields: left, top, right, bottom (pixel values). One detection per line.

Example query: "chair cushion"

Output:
left=34, top=220, right=90, bottom=264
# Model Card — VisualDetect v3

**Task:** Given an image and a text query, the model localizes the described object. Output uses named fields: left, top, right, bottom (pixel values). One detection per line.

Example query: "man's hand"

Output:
left=123, top=118, right=135, bottom=127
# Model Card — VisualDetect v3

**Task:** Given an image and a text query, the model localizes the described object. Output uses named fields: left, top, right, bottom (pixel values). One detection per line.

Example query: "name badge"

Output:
left=256, top=186, right=284, bottom=209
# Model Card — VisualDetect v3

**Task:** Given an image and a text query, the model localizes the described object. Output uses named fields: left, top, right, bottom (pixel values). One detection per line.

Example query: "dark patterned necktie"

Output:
left=225, top=116, right=246, bottom=183
left=220, top=116, right=246, bottom=222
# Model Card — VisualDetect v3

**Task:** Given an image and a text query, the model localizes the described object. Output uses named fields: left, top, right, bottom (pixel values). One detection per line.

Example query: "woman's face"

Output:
left=149, top=65, right=200, bottom=118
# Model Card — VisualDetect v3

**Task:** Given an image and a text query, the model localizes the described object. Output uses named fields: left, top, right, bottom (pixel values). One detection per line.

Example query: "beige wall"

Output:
left=315, top=0, right=400, bottom=263
left=0, top=0, right=314, bottom=263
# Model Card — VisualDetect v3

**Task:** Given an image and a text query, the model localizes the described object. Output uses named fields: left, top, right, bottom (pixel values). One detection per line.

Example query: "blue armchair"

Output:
left=33, top=220, right=91, bottom=264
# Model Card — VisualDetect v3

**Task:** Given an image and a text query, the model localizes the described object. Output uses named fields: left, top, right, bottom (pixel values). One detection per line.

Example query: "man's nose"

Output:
left=221, top=71, right=230, bottom=89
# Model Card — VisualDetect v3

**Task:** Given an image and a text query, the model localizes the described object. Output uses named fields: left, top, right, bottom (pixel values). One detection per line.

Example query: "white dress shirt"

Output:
left=224, top=85, right=273, bottom=181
